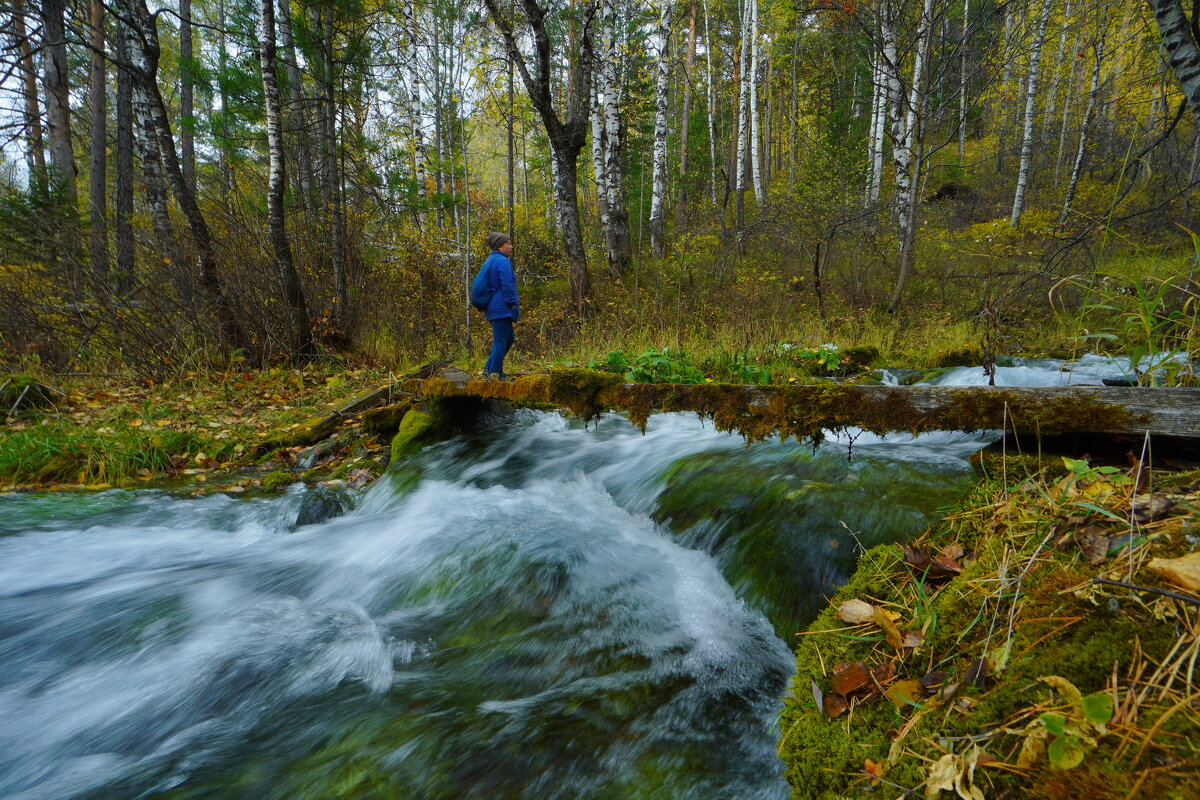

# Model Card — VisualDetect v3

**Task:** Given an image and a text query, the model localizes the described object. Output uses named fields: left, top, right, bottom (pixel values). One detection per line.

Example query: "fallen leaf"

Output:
left=873, top=606, right=906, bottom=650
left=864, top=758, right=885, bottom=787
left=831, top=661, right=873, bottom=696
left=885, top=679, right=925, bottom=710
left=1147, top=553, right=1200, bottom=593
left=919, top=669, right=947, bottom=690
left=823, top=692, right=849, bottom=718
left=941, top=543, right=965, bottom=561
left=903, top=630, right=925, bottom=649
left=1078, top=530, right=1111, bottom=565
left=924, top=754, right=958, bottom=800
left=964, top=658, right=990, bottom=689
left=836, top=599, right=876, bottom=624
left=1131, top=493, right=1174, bottom=523
left=1038, top=675, right=1084, bottom=709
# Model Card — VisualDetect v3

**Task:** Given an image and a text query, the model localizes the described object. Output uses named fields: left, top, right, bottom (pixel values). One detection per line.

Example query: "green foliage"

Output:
left=589, top=348, right=706, bottom=384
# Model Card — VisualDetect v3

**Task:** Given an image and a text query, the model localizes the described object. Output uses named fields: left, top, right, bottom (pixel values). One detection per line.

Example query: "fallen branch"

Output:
left=1093, top=578, right=1200, bottom=607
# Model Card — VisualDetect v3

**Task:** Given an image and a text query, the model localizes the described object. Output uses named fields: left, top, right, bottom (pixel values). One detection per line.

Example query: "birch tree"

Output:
left=703, top=0, right=717, bottom=204
left=259, top=0, right=314, bottom=358
left=1009, top=0, right=1054, bottom=226
left=600, top=0, right=631, bottom=277
left=735, top=0, right=752, bottom=225
left=180, top=0, right=195, bottom=191
left=11, top=0, right=46, bottom=183
left=115, top=0, right=249, bottom=351
left=649, top=0, right=673, bottom=258
left=483, top=0, right=600, bottom=313
left=749, top=0, right=763, bottom=204
left=1060, top=40, right=1102, bottom=224
left=1148, top=0, right=1200, bottom=122
left=676, top=0, right=696, bottom=231
left=114, top=21, right=135, bottom=293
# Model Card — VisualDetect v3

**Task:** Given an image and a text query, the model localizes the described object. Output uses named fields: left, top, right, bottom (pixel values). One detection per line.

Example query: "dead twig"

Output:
left=1092, top=578, right=1200, bottom=607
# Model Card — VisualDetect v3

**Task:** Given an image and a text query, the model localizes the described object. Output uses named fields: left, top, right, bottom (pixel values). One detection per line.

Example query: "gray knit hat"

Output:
left=485, top=232, right=511, bottom=251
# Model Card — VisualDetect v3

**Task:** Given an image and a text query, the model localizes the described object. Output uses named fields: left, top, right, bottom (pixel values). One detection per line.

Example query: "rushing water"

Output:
left=0, top=366, right=1038, bottom=800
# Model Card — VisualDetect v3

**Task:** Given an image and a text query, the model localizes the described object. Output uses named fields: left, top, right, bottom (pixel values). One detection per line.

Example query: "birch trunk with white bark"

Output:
left=735, top=0, right=751, bottom=226
left=1060, top=42, right=1101, bottom=225
left=1010, top=0, right=1054, bottom=226
left=600, top=0, right=631, bottom=278
left=1149, top=0, right=1200, bottom=122
left=650, top=0, right=673, bottom=259
left=259, top=0, right=314, bottom=358
left=749, top=0, right=764, bottom=204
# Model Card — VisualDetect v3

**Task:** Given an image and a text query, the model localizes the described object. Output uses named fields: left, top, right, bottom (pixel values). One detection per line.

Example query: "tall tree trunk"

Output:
left=1061, top=41, right=1102, bottom=225
left=41, top=0, right=80, bottom=288
left=117, top=0, right=249, bottom=352
left=217, top=0, right=232, bottom=194
left=12, top=0, right=46, bottom=185
left=996, top=3, right=1016, bottom=173
left=277, top=0, right=313, bottom=206
left=179, top=0, right=195, bottom=192
left=600, top=0, right=631, bottom=278
left=1149, top=0, right=1200, bottom=122
left=1041, top=0, right=1071, bottom=146
left=703, top=0, right=717, bottom=204
left=958, top=0, right=970, bottom=162
left=320, top=0, right=348, bottom=326
left=866, top=46, right=886, bottom=210
left=884, top=0, right=924, bottom=314
left=735, top=0, right=751, bottom=226
left=88, top=0, right=108, bottom=282
left=649, top=0, right=672, bottom=259
left=483, top=0, right=599, bottom=314
left=749, top=0, right=764, bottom=204
left=1010, top=0, right=1054, bottom=226
left=260, top=0, right=314, bottom=359
left=114, top=22, right=135, bottom=294
left=591, top=87, right=610, bottom=238
left=676, top=1, right=696, bottom=231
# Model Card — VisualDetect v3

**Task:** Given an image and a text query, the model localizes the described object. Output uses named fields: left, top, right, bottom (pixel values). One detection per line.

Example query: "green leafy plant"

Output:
left=1023, top=676, right=1114, bottom=770
left=620, top=348, right=707, bottom=384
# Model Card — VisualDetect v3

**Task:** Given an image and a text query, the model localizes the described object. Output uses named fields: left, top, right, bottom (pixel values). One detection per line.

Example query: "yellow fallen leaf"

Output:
left=1147, top=553, right=1200, bottom=593
left=873, top=606, right=906, bottom=651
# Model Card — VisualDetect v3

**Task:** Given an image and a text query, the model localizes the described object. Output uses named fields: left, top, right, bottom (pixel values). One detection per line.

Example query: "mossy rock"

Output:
left=1, top=375, right=57, bottom=413
left=362, top=400, right=415, bottom=436
left=546, top=367, right=624, bottom=421
left=390, top=409, right=435, bottom=462
left=842, top=345, right=879, bottom=370
left=927, top=345, right=982, bottom=368
left=259, top=469, right=294, bottom=491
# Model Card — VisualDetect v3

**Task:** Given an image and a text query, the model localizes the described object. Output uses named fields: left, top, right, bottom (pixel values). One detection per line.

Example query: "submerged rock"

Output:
left=294, top=486, right=352, bottom=528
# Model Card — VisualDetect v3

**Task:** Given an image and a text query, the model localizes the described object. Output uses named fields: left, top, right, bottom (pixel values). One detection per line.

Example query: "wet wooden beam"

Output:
left=404, top=369, right=1200, bottom=442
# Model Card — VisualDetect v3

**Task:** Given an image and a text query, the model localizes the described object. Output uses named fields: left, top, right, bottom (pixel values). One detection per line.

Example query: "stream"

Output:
left=0, top=358, right=1141, bottom=799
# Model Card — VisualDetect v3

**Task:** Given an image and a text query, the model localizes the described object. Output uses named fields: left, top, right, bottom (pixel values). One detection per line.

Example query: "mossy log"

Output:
left=404, top=369, right=1200, bottom=443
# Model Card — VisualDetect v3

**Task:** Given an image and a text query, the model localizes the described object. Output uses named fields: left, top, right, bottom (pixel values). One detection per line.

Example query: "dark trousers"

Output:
left=485, top=318, right=515, bottom=377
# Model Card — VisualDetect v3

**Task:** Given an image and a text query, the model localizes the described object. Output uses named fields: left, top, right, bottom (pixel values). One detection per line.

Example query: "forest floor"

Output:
left=778, top=457, right=1200, bottom=800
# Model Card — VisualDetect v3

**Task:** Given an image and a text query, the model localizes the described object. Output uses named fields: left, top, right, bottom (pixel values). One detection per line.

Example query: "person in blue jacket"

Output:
left=482, top=232, right=519, bottom=380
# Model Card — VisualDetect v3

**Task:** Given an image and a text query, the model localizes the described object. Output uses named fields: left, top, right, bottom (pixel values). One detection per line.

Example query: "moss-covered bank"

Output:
left=778, top=463, right=1200, bottom=799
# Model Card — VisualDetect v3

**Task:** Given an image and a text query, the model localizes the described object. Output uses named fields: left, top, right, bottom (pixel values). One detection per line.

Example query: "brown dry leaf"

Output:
left=864, top=758, right=885, bottom=787
left=1147, top=553, right=1200, bottom=593
left=1132, top=493, right=1175, bottom=523
left=903, top=630, right=924, bottom=649
left=964, top=658, right=990, bottom=689
left=831, top=661, right=873, bottom=696
left=822, top=692, right=849, bottom=718
left=873, top=606, right=907, bottom=651
left=919, top=669, right=947, bottom=690
left=836, top=599, right=876, bottom=624
left=885, top=679, right=925, bottom=710
left=924, top=754, right=958, bottom=800
left=941, top=543, right=965, bottom=561
left=1078, top=529, right=1112, bottom=565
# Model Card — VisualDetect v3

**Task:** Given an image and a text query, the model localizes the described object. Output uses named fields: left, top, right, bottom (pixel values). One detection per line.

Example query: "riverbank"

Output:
left=778, top=457, right=1200, bottom=799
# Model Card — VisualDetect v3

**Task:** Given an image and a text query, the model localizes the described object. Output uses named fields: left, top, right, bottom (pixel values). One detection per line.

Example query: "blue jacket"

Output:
left=483, top=251, right=519, bottom=322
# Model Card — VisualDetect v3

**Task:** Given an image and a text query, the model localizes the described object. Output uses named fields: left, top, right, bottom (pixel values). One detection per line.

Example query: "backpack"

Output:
left=470, top=260, right=493, bottom=312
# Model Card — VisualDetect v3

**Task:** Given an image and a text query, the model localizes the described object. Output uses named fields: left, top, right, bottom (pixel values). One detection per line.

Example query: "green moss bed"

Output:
left=778, top=466, right=1200, bottom=799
